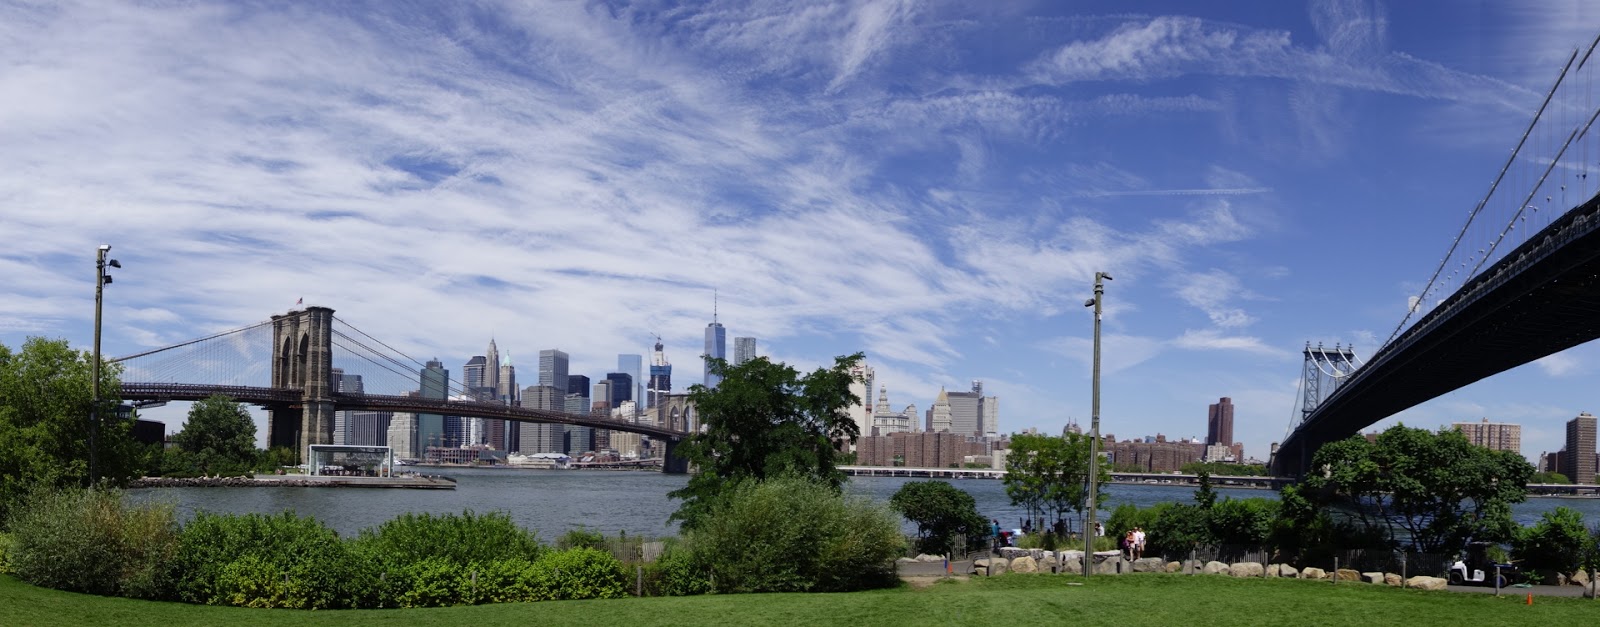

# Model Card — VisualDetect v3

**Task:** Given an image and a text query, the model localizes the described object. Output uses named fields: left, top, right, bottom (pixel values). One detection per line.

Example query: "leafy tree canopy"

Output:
left=1181, top=461, right=1267, bottom=476
left=1002, top=432, right=1109, bottom=531
left=1531, top=471, right=1571, bottom=485
left=668, top=353, right=864, bottom=529
left=0, top=337, right=139, bottom=524
left=1300, top=424, right=1533, bottom=554
left=168, top=395, right=258, bottom=475
left=890, top=480, right=988, bottom=555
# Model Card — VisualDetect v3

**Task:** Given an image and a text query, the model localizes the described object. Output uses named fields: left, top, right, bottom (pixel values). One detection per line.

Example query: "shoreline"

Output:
left=128, top=474, right=457, bottom=490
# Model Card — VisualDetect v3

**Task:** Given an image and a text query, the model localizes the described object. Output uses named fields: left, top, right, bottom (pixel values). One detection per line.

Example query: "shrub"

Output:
left=5, top=488, right=179, bottom=598
left=649, top=544, right=712, bottom=596
left=0, top=531, right=10, bottom=575
left=1514, top=507, right=1587, bottom=574
left=889, top=480, right=988, bottom=555
left=680, top=474, right=905, bottom=593
left=1209, top=498, right=1277, bottom=546
left=173, top=511, right=368, bottom=609
left=537, top=547, right=629, bottom=599
left=556, top=527, right=607, bottom=551
left=349, top=510, right=543, bottom=607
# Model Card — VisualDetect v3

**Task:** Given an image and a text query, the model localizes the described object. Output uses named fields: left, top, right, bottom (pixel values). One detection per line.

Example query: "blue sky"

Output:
left=4, top=0, right=1600, bottom=462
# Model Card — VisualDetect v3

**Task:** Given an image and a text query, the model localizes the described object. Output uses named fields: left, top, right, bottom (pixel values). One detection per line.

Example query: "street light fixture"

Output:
left=92, top=244, right=120, bottom=485
left=1083, top=271, right=1111, bottom=576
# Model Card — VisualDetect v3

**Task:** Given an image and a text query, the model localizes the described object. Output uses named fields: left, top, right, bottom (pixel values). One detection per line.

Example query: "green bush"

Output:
left=537, top=547, right=629, bottom=600
left=349, top=510, right=543, bottom=607
left=1209, top=498, right=1277, bottom=546
left=0, top=531, right=10, bottom=575
left=649, top=544, right=712, bottom=596
left=173, top=511, right=368, bottom=609
left=1514, top=507, right=1587, bottom=574
left=680, top=474, right=905, bottom=593
left=5, top=488, right=178, bottom=598
left=889, top=480, right=987, bottom=555
left=556, top=527, right=607, bottom=551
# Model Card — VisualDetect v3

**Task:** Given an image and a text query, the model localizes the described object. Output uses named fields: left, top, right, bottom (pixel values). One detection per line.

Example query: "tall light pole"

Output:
left=1083, top=271, right=1111, bottom=576
left=92, top=244, right=120, bottom=486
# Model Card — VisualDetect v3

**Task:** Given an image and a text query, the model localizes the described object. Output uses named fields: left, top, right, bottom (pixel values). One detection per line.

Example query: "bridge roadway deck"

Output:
left=1277, top=193, right=1600, bottom=476
left=840, top=466, right=1293, bottom=488
left=117, top=383, right=685, bottom=440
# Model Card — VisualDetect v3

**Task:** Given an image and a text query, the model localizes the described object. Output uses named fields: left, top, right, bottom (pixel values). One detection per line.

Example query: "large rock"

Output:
left=990, top=557, right=1010, bottom=576
left=1059, top=551, right=1085, bottom=574
left=915, top=554, right=945, bottom=563
left=1230, top=562, right=1265, bottom=578
left=1000, top=547, right=1030, bottom=560
left=1335, top=568, right=1361, bottom=582
left=1180, top=559, right=1203, bottom=574
left=1384, top=573, right=1402, bottom=587
left=1202, top=561, right=1229, bottom=575
left=1278, top=564, right=1299, bottom=579
left=1572, top=570, right=1591, bottom=586
left=1039, top=555, right=1059, bottom=572
left=970, top=558, right=991, bottom=577
left=1011, top=556, right=1039, bottom=574
left=1406, top=576, right=1447, bottom=591
left=1586, top=580, right=1600, bottom=600
left=1131, top=557, right=1165, bottom=573
left=1093, top=553, right=1122, bottom=575
left=1362, top=572, right=1385, bottom=585
left=1165, top=561, right=1182, bottom=573
left=1302, top=567, right=1327, bottom=580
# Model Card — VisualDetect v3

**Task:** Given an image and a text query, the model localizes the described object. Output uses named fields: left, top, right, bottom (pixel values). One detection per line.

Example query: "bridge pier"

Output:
left=266, top=306, right=337, bottom=461
left=662, top=439, right=689, bottom=474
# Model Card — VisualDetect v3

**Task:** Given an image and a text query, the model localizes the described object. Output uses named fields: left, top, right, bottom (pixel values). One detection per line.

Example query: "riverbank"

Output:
left=128, top=474, right=457, bottom=490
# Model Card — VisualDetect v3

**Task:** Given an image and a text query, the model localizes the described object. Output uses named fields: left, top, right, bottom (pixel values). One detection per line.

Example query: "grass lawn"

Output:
left=3, top=573, right=1594, bottom=626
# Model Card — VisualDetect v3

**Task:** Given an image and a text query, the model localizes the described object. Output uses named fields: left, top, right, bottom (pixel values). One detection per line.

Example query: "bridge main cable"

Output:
left=110, top=319, right=275, bottom=364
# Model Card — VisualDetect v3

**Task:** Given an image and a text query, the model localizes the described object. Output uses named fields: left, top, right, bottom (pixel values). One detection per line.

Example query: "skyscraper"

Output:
left=331, top=368, right=363, bottom=444
left=618, top=354, right=643, bottom=410
left=519, top=385, right=566, bottom=453
left=497, top=353, right=517, bottom=405
left=567, top=375, right=592, bottom=454
left=606, top=372, right=634, bottom=409
left=733, top=337, right=756, bottom=366
left=1564, top=412, right=1597, bottom=484
left=539, top=349, right=569, bottom=391
left=463, top=355, right=487, bottom=390
left=648, top=337, right=672, bottom=409
left=485, top=339, right=501, bottom=396
left=387, top=410, right=417, bottom=460
left=1453, top=418, right=1522, bottom=453
left=418, top=359, right=449, bottom=454
left=1207, top=397, right=1235, bottom=447
left=705, top=296, right=726, bottom=388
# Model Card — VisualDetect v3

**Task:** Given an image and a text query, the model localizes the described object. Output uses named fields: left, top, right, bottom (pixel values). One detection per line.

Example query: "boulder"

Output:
left=1335, top=568, right=1361, bottom=582
left=1000, top=547, right=1030, bottom=560
left=1572, top=570, right=1591, bottom=586
left=1586, top=580, right=1600, bottom=600
left=1278, top=565, right=1299, bottom=579
left=1165, top=561, right=1182, bottom=573
left=1093, top=555, right=1122, bottom=575
left=896, top=557, right=918, bottom=564
left=1202, top=561, right=1230, bottom=575
left=915, top=553, right=945, bottom=563
left=1230, top=562, right=1265, bottom=578
left=970, top=558, right=991, bottom=577
left=1362, top=572, right=1384, bottom=584
left=1384, top=573, right=1402, bottom=587
left=1039, top=555, right=1059, bottom=572
left=1302, top=567, right=1327, bottom=580
left=1011, top=556, right=1039, bottom=574
left=990, top=557, right=1010, bottom=576
left=1059, top=551, right=1085, bottom=574
left=1405, top=576, right=1447, bottom=591
left=1181, top=559, right=1204, bottom=574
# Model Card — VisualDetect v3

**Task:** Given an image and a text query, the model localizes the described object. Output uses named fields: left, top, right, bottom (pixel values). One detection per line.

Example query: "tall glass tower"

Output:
left=618, top=354, right=643, bottom=408
left=704, top=323, right=725, bottom=389
left=733, top=337, right=756, bottom=366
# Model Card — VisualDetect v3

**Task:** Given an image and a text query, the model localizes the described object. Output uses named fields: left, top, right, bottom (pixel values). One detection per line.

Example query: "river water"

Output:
left=125, top=468, right=1600, bottom=539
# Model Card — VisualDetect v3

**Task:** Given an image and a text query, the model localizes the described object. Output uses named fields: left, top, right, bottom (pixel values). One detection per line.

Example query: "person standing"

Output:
left=1133, top=527, right=1146, bottom=560
left=991, top=519, right=1001, bottom=553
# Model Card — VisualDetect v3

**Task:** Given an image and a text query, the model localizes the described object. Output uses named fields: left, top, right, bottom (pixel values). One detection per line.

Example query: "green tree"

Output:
left=1002, top=432, right=1109, bottom=533
left=1513, top=507, right=1588, bottom=575
left=668, top=353, right=864, bottom=529
left=1300, top=425, right=1533, bottom=553
left=1531, top=471, right=1571, bottom=484
left=1181, top=461, right=1266, bottom=476
left=890, top=480, right=988, bottom=555
left=0, top=338, right=139, bottom=524
left=169, top=395, right=259, bottom=475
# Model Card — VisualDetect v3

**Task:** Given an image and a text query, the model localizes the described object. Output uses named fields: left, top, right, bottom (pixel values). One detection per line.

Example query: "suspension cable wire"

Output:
left=334, top=316, right=429, bottom=369
left=111, top=319, right=275, bottom=363
left=1383, top=47, right=1581, bottom=348
left=1472, top=100, right=1600, bottom=279
left=330, top=327, right=478, bottom=399
left=331, top=329, right=426, bottom=382
left=331, top=336, right=433, bottom=389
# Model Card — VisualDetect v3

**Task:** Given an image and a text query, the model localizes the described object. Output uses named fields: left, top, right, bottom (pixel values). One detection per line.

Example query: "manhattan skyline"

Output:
left=4, top=1, right=1600, bottom=462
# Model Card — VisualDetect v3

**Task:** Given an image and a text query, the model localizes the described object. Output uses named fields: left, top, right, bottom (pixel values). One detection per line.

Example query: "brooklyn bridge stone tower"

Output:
left=266, top=306, right=337, bottom=456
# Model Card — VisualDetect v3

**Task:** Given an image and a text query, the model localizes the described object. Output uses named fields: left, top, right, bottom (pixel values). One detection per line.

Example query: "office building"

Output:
left=331, top=369, right=363, bottom=444
left=464, top=355, right=487, bottom=390
left=618, top=354, right=643, bottom=410
left=1207, top=397, right=1234, bottom=447
left=567, top=375, right=592, bottom=453
left=418, top=360, right=449, bottom=451
left=927, top=388, right=953, bottom=433
left=606, top=372, right=634, bottom=410
left=485, top=339, right=501, bottom=396
left=944, top=380, right=995, bottom=437
left=648, top=338, right=672, bottom=409
left=539, top=349, right=569, bottom=392
left=1564, top=412, right=1597, bottom=484
left=519, top=385, right=566, bottom=454
left=733, top=337, right=757, bottom=366
left=704, top=319, right=726, bottom=389
left=346, top=411, right=390, bottom=446
left=869, top=386, right=916, bottom=435
left=1453, top=418, right=1522, bottom=453
left=388, top=410, right=417, bottom=460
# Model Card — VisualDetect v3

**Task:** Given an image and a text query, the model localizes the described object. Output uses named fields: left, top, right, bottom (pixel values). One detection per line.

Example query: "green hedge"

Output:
left=173, top=511, right=370, bottom=608
left=5, top=488, right=178, bottom=599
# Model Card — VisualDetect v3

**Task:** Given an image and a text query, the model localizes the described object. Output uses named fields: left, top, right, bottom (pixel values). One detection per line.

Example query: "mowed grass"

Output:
left=3, top=573, right=1594, bottom=627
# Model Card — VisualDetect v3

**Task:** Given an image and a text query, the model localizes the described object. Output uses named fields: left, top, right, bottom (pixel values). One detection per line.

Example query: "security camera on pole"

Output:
left=1082, top=271, right=1110, bottom=576
left=92, top=244, right=121, bottom=485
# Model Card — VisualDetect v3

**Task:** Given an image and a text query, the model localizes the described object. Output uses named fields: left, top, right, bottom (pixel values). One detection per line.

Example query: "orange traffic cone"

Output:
left=1526, top=593, right=1533, bottom=605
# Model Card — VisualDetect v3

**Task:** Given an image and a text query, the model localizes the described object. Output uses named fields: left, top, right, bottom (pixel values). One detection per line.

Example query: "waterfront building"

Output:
left=1453, top=417, right=1522, bottom=453
left=1109, top=434, right=1205, bottom=473
left=869, top=386, right=917, bottom=435
left=345, top=411, right=390, bottom=446
left=855, top=432, right=989, bottom=469
left=417, top=359, right=449, bottom=452
left=943, top=381, right=996, bottom=436
left=387, top=410, right=417, bottom=460
left=1207, top=397, right=1234, bottom=447
left=733, top=337, right=756, bottom=366
left=1564, top=412, right=1597, bottom=484
left=648, top=338, right=672, bottom=409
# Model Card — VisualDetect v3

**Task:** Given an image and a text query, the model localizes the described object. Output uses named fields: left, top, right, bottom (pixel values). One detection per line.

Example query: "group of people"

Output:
left=1120, top=527, right=1146, bottom=560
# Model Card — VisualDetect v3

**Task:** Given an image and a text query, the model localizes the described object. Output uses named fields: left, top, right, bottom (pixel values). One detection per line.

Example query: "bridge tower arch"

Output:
left=266, top=306, right=337, bottom=460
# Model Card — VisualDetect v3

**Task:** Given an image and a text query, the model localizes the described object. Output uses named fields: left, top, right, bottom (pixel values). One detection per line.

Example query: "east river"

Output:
left=125, top=467, right=1600, bottom=538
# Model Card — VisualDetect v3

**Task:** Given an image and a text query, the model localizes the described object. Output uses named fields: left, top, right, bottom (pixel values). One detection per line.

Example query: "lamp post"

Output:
left=1083, top=271, right=1111, bottom=576
left=92, top=244, right=120, bottom=486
